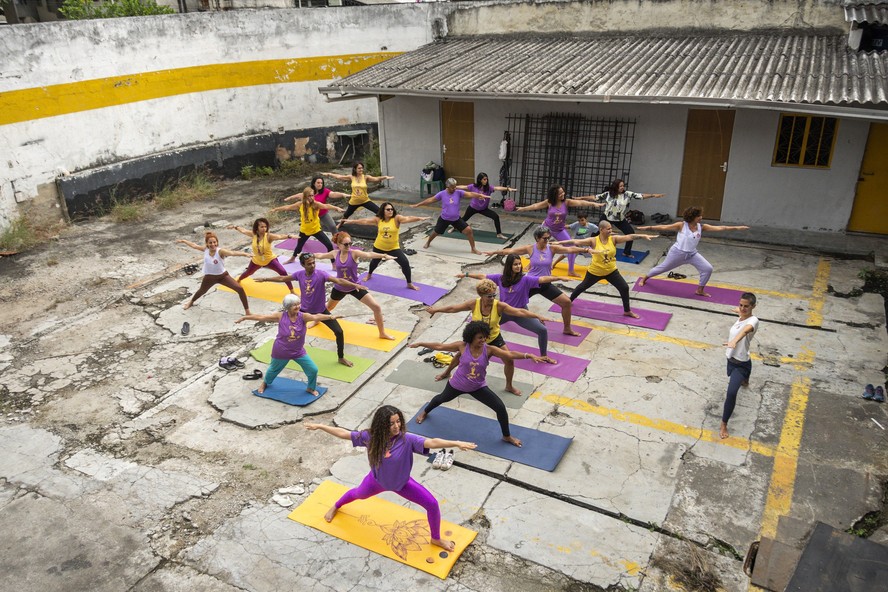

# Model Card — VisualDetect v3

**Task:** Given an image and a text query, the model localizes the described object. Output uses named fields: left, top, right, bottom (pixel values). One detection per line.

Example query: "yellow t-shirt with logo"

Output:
left=350, top=176, right=369, bottom=205
left=374, top=218, right=400, bottom=251
left=299, top=204, right=321, bottom=235
left=251, top=233, right=275, bottom=266
left=586, top=236, right=617, bottom=276
left=472, top=298, right=502, bottom=342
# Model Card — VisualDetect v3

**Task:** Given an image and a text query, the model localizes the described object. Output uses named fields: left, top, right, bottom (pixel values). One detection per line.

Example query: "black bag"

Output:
left=627, top=210, right=645, bottom=225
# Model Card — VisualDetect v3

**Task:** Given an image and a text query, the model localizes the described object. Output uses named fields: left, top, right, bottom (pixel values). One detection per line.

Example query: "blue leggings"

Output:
left=335, top=472, right=442, bottom=539
left=723, top=358, right=752, bottom=423
left=265, top=355, right=319, bottom=391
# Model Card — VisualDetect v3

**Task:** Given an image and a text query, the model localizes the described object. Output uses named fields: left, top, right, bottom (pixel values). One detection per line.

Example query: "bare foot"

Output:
left=324, top=505, right=338, bottom=522
left=623, top=311, right=640, bottom=319
left=431, top=538, right=455, bottom=552
left=719, top=422, right=729, bottom=440
left=423, top=242, right=431, bottom=249
left=284, top=256, right=295, bottom=265
left=623, top=253, right=635, bottom=259
left=695, top=289, right=712, bottom=297
left=639, top=277, right=648, bottom=287
left=379, top=333, right=395, bottom=340
left=306, top=320, right=319, bottom=330
left=563, top=328, right=580, bottom=337
left=366, top=319, right=378, bottom=325
left=506, top=385, right=522, bottom=396
left=244, top=309, right=252, bottom=315
left=307, top=388, right=320, bottom=397
left=542, top=356, right=559, bottom=365
left=503, top=435, right=522, bottom=447
left=258, top=381, right=267, bottom=394
left=416, top=410, right=427, bottom=424
left=434, top=372, right=450, bottom=382
left=338, top=358, right=354, bottom=368
left=496, top=233, right=507, bottom=239
left=183, top=301, right=193, bottom=310
left=741, top=380, right=749, bottom=387
left=407, top=283, right=420, bottom=291
left=471, top=249, right=482, bottom=255
left=365, top=274, right=373, bottom=282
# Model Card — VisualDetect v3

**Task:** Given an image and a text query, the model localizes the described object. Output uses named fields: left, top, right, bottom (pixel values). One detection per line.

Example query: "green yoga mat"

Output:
left=385, top=359, right=532, bottom=409
left=426, top=228, right=513, bottom=244
left=250, top=341, right=374, bottom=383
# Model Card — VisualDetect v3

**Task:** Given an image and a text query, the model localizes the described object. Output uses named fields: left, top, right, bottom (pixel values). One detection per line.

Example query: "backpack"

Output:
left=627, top=210, right=645, bottom=225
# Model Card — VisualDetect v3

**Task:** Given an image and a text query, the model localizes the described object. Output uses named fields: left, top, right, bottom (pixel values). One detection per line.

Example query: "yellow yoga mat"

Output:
left=220, top=277, right=296, bottom=303
left=307, top=319, right=407, bottom=352
left=289, top=480, right=477, bottom=579
left=520, top=255, right=615, bottom=282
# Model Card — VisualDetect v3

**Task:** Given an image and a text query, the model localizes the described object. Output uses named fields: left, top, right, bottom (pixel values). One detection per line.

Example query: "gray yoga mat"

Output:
left=385, top=359, right=532, bottom=409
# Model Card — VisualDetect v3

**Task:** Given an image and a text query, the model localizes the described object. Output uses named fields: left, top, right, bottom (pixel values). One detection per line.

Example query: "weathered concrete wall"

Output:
left=0, top=4, right=447, bottom=227
left=449, top=0, right=848, bottom=35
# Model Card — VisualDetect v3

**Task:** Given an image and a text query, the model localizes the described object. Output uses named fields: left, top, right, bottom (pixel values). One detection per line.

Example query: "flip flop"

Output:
left=181, top=322, right=190, bottom=336
left=668, top=272, right=687, bottom=280
left=243, top=369, right=263, bottom=380
left=404, top=249, right=417, bottom=255
left=417, top=347, right=434, bottom=356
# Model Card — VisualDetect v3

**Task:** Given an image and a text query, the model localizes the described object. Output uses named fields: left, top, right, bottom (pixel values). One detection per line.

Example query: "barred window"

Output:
left=773, top=114, right=838, bottom=168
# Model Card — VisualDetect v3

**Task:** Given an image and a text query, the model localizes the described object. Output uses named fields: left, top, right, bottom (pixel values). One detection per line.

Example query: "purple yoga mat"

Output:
left=491, top=342, right=589, bottom=382
left=500, top=320, right=592, bottom=347
left=277, top=255, right=332, bottom=276
left=359, top=272, right=448, bottom=306
left=632, top=278, right=746, bottom=306
left=274, top=238, right=330, bottom=254
left=556, top=298, right=672, bottom=331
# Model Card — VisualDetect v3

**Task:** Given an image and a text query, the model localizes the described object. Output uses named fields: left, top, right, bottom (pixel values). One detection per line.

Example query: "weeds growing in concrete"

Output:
left=0, top=217, right=39, bottom=252
left=650, top=542, right=722, bottom=592
left=110, top=199, right=149, bottom=223
left=155, top=170, right=217, bottom=211
left=364, top=137, right=381, bottom=176
left=241, top=160, right=332, bottom=180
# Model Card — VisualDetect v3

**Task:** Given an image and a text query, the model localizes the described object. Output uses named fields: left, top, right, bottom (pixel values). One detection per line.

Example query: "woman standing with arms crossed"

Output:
left=306, top=405, right=476, bottom=551
left=636, top=207, right=749, bottom=297
left=594, top=178, right=665, bottom=259
left=516, top=185, right=603, bottom=276
left=270, top=187, right=345, bottom=262
left=324, top=162, right=393, bottom=222
left=340, top=202, right=429, bottom=290
left=175, top=231, right=252, bottom=314
left=455, top=172, right=516, bottom=239
left=720, top=293, right=759, bottom=439
left=228, top=218, right=296, bottom=293
left=312, top=231, right=397, bottom=340
left=282, top=176, right=349, bottom=234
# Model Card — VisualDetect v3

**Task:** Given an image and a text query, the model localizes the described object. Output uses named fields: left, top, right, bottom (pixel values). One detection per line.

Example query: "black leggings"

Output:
left=599, top=216, right=635, bottom=255
left=723, top=358, right=752, bottom=423
left=500, top=312, right=548, bottom=356
left=367, top=247, right=412, bottom=283
left=293, top=230, right=333, bottom=256
left=462, top=205, right=502, bottom=234
left=424, top=382, right=510, bottom=437
left=342, top=201, right=380, bottom=220
left=304, top=309, right=345, bottom=358
left=569, top=270, right=632, bottom=312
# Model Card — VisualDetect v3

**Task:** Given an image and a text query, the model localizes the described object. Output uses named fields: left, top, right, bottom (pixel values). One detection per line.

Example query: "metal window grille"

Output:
left=504, top=113, right=636, bottom=214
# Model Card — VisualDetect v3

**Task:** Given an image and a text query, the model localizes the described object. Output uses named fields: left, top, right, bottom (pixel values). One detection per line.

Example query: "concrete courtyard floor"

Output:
left=1, top=177, right=887, bottom=591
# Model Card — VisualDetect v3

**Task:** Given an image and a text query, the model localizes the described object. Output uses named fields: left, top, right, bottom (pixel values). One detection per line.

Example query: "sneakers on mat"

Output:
left=431, top=450, right=446, bottom=469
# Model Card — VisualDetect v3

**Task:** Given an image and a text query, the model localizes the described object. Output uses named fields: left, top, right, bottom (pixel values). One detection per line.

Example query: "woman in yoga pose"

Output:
left=228, top=218, right=295, bottom=293
left=323, top=162, right=393, bottom=221
left=594, top=178, right=665, bottom=259
left=281, top=176, right=349, bottom=234
left=175, top=231, right=251, bottom=314
left=455, top=172, right=516, bottom=239
left=270, top=186, right=344, bottom=262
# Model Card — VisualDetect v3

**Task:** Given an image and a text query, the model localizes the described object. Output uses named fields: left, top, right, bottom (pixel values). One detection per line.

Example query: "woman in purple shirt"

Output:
left=410, top=321, right=544, bottom=447
left=455, top=172, right=516, bottom=239
left=305, top=405, right=476, bottom=552
left=235, top=294, right=339, bottom=396
left=416, top=178, right=489, bottom=255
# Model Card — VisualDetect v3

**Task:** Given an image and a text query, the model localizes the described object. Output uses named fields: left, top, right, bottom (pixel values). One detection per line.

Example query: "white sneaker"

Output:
left=441, top=450, right=454, bottom=471
left=431, top=450, right=445, bottom=469
left=271, top=494, right=293, bottom=507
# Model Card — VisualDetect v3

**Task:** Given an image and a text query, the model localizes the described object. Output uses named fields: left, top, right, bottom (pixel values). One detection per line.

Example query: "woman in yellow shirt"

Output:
left=323, top=162, right=394, bottom=222
left=228, top=217, right=296, bottom=293
left=270, top=186, right=344, bottom=263
left=344, top=202, right=429, bottom=291
left=568, top=221, right=656, bottom=318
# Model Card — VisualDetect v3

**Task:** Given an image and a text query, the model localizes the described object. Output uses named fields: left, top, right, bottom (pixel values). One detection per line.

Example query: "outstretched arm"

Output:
left=492, top=186, right=517, bottom=192
left=227, top=225, right=254, bottom=238
left=566, top=198, right=603, bottom=209
left=483, top=245, right=532, bottom=257
left=636, top=222, right=683, bottom=232
left=425, top=300, right=474, bottom=316
left=175, top=239, right=204, bottom=252
left=218, top=248, right=251, bottom=258
left=498, top=302, right=549, bottom=323
left=364, top=174, right=394, bottom=183
left=303, top=312, right=342, bottom=324
left=235, top=312, right=283, bottom=323
left=255, top=274, right=295, bottom=284
left=408, top=340, right=462, bottom=353
left=702, top=224, right=750, bottom=232
left=322, top=172, right=352, bottom=181
left=724, top=324, right=755, bottom=348
left=340, top=216, right=378, bottom=226
left=489, top=344, right=546, bottom=363
left=326, top=190, right=349, bottom=200
left=266, top=231, right=294, bottom=242
left=457, top=272, right=488, bottom=281
left=552, top=244, right=602, bottom=255
left=415, top=196, right=438, bottom=208
left=304, top=423, right=352, bottom=440
left=612, top=233, right=658, bottom=245
left=424, top=437, right=476, bottom=451
left=538, top=274, right=578, bottom=284
left=329, top=277, right=363, bottom=292
left=269, top=203, right=300, bottom=213
left=352, top=249, right=394, bottom=262
left=396, top=215, right=431, bottom=224
left=515, top=200, right=548, bottom=212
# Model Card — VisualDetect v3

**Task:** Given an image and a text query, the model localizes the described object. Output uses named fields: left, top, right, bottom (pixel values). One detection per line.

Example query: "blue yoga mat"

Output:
left=616, top=250, right=648, bottom=264
left=406, top=407, right=572, bottom=471
left=252, top=377, right=328, bottom=406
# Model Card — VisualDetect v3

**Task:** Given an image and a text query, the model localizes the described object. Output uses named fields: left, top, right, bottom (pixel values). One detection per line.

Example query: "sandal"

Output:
left=863, top=384, right=875, bottom=400
left=668, top=272, right=687, bottom=280
left=181, top=322, right=190, bottom=336
left=243, top=369, right=263, bottom=380
left=417, top=347, right=434, bottom=356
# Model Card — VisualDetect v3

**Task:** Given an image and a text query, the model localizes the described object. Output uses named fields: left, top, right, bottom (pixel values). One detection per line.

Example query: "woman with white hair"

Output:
left=235, top=294, right=341, bottom=396
left=416, top=178, right=488, bottom=255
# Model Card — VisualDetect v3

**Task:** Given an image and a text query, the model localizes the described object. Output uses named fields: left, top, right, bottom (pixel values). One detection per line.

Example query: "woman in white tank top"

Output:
left=637, top=206, right=749, bottom=297
left=175, top=231, right=252, bottom=314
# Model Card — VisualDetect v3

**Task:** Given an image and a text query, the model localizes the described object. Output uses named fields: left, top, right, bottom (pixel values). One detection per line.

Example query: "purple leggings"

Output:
left=335, top=472, right=442, bottom=539
left=551, top=228, right=577, bottom=273
left=238, top=259, right=294, bottom=290
left=647, top=245, right=714, bottom=287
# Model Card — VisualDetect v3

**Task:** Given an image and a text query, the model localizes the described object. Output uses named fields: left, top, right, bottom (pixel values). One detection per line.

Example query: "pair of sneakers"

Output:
left=431, top=449, right=454, bottom=470
left=219, top=356, right=245, bottom=371
left=862, top=384, right=885, bottom=402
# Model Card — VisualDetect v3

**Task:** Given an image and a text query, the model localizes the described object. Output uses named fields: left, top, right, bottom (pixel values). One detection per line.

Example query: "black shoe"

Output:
left=181, top=322, right=190, bottom=336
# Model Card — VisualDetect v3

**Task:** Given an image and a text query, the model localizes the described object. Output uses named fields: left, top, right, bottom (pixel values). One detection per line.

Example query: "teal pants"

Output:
left=266, top=355, right=319, bottom=391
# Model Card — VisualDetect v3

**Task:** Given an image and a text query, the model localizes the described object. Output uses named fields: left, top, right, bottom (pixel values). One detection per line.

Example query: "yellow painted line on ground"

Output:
left=806, top=257, right=831, bottom=326
left=531, top=392, right=778, bottom=458
left=0, top=52, right=401, bottom=126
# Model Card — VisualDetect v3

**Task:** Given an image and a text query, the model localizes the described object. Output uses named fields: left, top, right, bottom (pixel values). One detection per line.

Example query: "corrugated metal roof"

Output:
left=844, top=2, right=888, bottom=24
left=322, top=32, right=888, bottom=110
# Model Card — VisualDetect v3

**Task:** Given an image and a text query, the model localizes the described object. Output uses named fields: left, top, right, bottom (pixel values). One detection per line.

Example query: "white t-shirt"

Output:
left=726, top=316, right=758, bottom=361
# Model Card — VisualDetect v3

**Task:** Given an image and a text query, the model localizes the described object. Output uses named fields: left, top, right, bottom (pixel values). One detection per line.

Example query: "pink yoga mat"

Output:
left=359, top=272, right=448, bottom=306
left=274, top=238, right=330, bottom=254
left=553, top=299, right=672, bottom=331
left=491, top=342, right=590, bottom=381
left=632, top=278, right=746, bottom=306
left=500, top=320, right=592, bottom=347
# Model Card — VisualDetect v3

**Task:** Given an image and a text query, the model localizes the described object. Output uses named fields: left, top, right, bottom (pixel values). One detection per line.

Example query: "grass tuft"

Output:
left=0, top=217, right=40, bottom=252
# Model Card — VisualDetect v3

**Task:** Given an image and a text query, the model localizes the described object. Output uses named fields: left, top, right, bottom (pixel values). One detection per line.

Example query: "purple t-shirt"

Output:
left=350, top=430, right=427, bottom=491
left=467, top=183, right=493, bottom=210
left=544, top=202, right=568, bottom=233
left=527, top=244, right=553, bottom=277
left=333, top=249, right=360, bottom=293
left=487, top=273, right=539, bottom=308
left=271, top=311, right=307, bottom=359
left=435, top=189, right=464, bottom=221
left=449, top=343, right=489, bottom=392
left=295, top=268, right=330, bottom=313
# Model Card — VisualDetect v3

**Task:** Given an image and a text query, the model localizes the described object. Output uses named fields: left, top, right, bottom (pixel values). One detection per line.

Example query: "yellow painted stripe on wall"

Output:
left=0, top=52, right=401, bottom=127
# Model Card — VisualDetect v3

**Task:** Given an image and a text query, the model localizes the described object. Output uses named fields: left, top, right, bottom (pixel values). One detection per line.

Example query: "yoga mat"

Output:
left=252, top=377, right=328, bottom=406
left=279, top=254, right=333, bottom=276
left=632, top=277, right=747, bottom=306
left=385, top=360, right=532, bottom=409
left=500, top=320, right=592, bottom=347
left=289, top=480, right=477, bottom=580
left=250, top=341, right=374, bottom=383
left=412, top=236, right=493, bottom=263
left=493, top=342, right=589, bottom=382
left=427, top=228, right=514, bottom=244
left=555, top=298, right=672, bottom=331
left=359, top=272, right=448, bottom=306
left=274, top=238, right=331, bottom=254
left=616, top=250, right=649, bottom=264
left=307, top=318, right=407, bottom=352
left=406, top=407, right=573, bottom=471
left=221, top=277, right=294, bottom=303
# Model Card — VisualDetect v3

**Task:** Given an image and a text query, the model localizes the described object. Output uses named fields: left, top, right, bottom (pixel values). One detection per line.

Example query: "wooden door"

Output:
left=847, top=123, right=888, bottom=234
left=440, top=100, right=475, bottom=185
left=678, top=109, right=735, bottom=220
